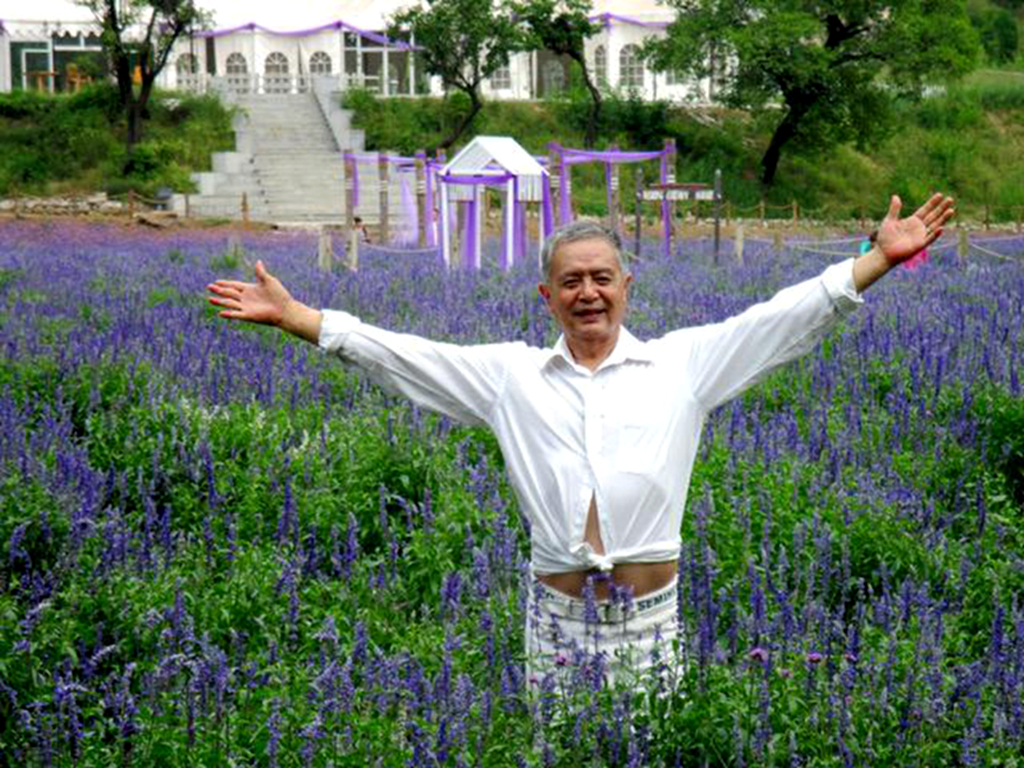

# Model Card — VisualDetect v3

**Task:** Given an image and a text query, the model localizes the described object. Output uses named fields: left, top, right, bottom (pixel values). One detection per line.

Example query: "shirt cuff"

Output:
left=821, top=258, right=864, bottom=314
left=318, top=309, right=362, bottom=353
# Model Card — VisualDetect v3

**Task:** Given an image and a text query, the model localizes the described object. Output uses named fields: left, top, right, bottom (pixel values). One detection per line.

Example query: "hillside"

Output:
left=345, top=68, right=1024, bottom=225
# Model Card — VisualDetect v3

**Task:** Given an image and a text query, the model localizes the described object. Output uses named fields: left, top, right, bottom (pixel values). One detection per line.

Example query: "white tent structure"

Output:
left=438, top=136, right=547, bottom=271
left=0, top=1, right=711, bottom=103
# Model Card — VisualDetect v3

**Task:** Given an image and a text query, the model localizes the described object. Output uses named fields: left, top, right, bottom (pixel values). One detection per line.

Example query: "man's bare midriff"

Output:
left=537, top=495, right=678, bottom=600
left=537, top=560, right=679, bottom=600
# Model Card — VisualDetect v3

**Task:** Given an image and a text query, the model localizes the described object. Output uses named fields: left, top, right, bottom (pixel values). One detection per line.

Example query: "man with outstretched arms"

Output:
left=208, top=193, right=954, bottom=689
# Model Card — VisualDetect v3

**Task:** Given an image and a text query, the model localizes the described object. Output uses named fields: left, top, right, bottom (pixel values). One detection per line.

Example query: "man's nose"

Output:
left=580, top=279, right=599, bottom=300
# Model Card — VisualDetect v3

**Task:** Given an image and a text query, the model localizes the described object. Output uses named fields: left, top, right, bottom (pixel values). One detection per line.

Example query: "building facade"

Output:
left=0, top=1, right=714, bottom=105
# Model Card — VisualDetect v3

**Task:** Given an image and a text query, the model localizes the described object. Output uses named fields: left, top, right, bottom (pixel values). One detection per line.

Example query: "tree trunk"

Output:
left=126, top=99, right=144, bottom=155
left=760, top=102, right=806, bottom=187
left=569, top=51, right=602, bottom=149
left=438, top=88, right=483, bottom=150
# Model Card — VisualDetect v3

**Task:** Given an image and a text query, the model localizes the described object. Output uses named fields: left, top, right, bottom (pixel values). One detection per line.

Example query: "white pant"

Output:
left=525, top=575, right=681, bottom=694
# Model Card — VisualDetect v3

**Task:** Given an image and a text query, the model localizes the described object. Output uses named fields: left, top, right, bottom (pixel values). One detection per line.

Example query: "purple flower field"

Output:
left=1, top=220, right=1023, bottom=766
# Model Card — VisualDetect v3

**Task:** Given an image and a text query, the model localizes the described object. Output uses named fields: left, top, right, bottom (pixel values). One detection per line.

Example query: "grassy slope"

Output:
left=0, top=85, right=235, bottom=198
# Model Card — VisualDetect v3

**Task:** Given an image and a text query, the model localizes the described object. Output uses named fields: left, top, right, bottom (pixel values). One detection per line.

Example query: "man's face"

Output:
left=538, top=237, right=632, bottom=347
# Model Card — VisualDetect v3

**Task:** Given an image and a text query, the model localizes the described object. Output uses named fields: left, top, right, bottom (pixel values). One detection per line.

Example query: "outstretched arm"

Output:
left=207, top=260, right=322, bottom=344
left=853, top=193, right=955, bottom=293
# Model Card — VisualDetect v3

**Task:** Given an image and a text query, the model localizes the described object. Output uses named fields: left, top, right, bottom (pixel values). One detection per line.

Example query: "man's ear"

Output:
left=538, top=283, right=551, bottom=302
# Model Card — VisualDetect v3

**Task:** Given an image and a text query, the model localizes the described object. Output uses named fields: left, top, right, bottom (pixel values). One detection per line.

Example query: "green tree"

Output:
left=967, top=0, right=1020, bottom=63
left=647, top=0, right=982, bottom=186
left=78, top=1, right=207, bottom=158
left=389, top=0, right=524, bottom=150
left=512, top=0, right=603, bottom=148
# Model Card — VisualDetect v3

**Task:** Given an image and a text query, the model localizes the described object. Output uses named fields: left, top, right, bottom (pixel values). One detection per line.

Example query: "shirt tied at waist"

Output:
left=570, top=541, right=616, bottom=572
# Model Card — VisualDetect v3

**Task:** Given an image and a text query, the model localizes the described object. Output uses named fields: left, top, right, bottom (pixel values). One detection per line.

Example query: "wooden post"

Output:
left=634, top=168, right=644, bottom=260
left=227, top=233, right=243, bottom=265
left=378, top=153, right=390, bottom=245
left=345, top=154, right=358, bottom=271
left=984, top=201, right=991, bottom=231
left=759, top=200, right=766, bottom=228
left=415, top=151, right=428, bottom=248
left=547, top=142, right=562, bottom=226
left=240, top=192, right=249, bottom=227
left=958, top=228, right=969, bottom=264
left=773, top=230, right=783, bottom=253
left=713, top=168, right=722, bottom=263
left=318, top=227, right=333, bottom=272
left=662, top=138, right=676, bottom=261
left=184, top=193, right=191, bottom=219
left=734, top=223, right=744, bottom=265
left=607, top=144, right=620, bottom=234
left=128, top=190, right=136, bottom=217
left=792, top=200, right=799, bottom=225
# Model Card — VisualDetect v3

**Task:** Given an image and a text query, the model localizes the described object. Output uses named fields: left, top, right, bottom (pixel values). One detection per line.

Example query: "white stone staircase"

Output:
left=178, top=89, right=361, bottom=227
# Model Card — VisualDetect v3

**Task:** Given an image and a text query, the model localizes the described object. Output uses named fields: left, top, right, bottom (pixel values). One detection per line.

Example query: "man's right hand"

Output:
left=207, top=260, right=323, bottom=344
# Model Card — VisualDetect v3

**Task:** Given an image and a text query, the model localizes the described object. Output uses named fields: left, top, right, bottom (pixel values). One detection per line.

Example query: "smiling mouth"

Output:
left=574, top=308, right=605, bottom=318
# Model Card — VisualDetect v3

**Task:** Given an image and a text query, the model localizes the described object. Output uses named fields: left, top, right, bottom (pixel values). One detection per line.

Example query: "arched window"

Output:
left=309, top=51, right=332, bottom=75
left=176, top=53, right=197, bottom=76
left=226, top=53, right=248, bottom=75
left=593, top=45, right=607, bottom=87
left=542, top=60, right=565, bottom=95
left=225, top=53, right=249, bottom=93
left=619, top=44, right=644, bottom=89
left=264, top=52, right=290, bottom=93
left=489, top=64, right=511, bottom=90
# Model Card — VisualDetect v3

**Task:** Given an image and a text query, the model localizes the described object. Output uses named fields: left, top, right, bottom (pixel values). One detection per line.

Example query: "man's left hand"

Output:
left=876, top=193, right=956, bottom=265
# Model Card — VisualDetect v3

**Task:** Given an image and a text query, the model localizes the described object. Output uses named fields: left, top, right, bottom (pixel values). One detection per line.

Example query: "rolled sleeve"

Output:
left=318, top=309, right=362, bottom=354
left=821, top=258, right=864, bottom=314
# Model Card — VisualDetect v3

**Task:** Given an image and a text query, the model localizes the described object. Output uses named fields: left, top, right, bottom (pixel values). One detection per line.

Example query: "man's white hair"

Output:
left=539, top=221, right=628, bottom=282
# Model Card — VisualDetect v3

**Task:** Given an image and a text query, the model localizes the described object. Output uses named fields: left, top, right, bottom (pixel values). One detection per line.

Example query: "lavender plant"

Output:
left=1, top=222, right=1022, bottom=765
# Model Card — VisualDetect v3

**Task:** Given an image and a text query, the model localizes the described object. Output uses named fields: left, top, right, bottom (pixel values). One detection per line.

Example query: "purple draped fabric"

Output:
left=462, top=200, right=478, bottom=270
left=515, top=201, right=527, bottom=265
left=542, top=175, right=555, bottom=239
left=590, top=13, right=670, bottom=30
left=561, top=148, right=664, bottom=165
left=398, top=170, right=418, bottom=246
left=442, top=173, right=514, bottom=186
left=425, top=164, right=437, bottom=248
left=195, top=20, right=416, bottom=49
left=553, top=145, right=672, bottom=232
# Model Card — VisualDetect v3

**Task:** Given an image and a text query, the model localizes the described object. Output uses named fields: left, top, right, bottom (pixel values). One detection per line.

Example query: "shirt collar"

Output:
left=543, top=327, right=654, bottom=372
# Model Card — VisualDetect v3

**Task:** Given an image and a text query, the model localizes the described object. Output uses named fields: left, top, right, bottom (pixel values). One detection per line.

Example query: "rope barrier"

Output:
left=968, top=242, right=1021, bottom=262
left=360, top=243, right=441, bottom=256
left=967, top=233, right=1024, bottom=244
left=790, top=243, right=862, bottom=257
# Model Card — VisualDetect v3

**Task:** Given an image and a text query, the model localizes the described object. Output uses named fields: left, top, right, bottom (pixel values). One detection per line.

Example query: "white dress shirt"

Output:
left=319, top=259, right=863, bottom=574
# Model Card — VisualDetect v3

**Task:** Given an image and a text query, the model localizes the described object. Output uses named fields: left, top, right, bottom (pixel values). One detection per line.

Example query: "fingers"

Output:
left=255, top=259, right=269, bottom=283
left=885, top=194, right=902, bottom=221
left=208, top=279, right=253, bottom=294
left=912, top=192, right=945, bottom=221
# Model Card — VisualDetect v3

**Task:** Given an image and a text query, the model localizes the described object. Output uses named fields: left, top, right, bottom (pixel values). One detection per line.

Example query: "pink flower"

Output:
left=901, top=249, right=929, bottom=271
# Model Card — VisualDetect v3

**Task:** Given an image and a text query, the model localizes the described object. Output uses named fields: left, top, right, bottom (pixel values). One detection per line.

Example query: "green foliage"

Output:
left=0, top=86, right=231, bottom=196
left=968, top=0, right=1021, bottom=63
left=646, top=0, right=982, bottom=185
left=388, top=0, right=526, bottom=146
left=974, top=385, right=1024, bottom=506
